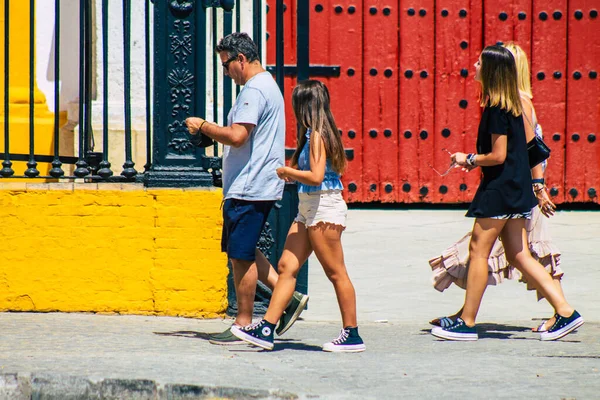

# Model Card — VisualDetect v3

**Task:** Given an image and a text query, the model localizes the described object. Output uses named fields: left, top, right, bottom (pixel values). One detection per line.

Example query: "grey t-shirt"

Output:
left=222, top=71, right=285, bottom=201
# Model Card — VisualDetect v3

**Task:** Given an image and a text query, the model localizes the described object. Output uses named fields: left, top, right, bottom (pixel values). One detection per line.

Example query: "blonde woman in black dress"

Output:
left=431, top=45, right=583, bottom=341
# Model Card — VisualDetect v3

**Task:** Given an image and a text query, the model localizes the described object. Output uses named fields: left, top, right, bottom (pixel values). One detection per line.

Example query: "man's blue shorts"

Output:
left=221, top=198, right=276, bottom=262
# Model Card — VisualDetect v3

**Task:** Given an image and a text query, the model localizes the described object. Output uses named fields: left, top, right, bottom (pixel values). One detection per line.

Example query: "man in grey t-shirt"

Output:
left=186, top=33, right=308, bottom=344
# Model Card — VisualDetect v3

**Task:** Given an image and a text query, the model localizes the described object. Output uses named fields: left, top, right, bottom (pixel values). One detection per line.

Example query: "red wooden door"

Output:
left=566, top=2, right=600, bottom=203
left=266, top=0, right=600, bottom=205
left=532, top=0, right=568, bottom=203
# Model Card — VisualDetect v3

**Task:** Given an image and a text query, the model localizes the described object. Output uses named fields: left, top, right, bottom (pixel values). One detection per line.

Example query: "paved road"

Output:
left=0, top=210, right=598, bottom=399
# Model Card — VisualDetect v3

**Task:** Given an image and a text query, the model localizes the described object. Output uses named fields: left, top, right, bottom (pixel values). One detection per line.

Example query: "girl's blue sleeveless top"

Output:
left=297, top=129, right=343, bottom=193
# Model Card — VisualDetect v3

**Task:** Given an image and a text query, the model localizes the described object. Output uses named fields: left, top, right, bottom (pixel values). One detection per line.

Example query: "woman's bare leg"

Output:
left=531, top=278, right=564, bottom=331
left=460, top=218, right=506, bottom=327
left=500, top=219, right=574, bottom=318
left=515, top=261, right=564, bottom=331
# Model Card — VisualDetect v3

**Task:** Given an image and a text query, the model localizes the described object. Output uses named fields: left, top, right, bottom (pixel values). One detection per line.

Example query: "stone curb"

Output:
left=0, top=374, right=298, bottom=400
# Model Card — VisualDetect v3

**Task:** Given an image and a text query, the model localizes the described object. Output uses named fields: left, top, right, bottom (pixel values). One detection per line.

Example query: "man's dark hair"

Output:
left=216, top=32, right=260, bottom=62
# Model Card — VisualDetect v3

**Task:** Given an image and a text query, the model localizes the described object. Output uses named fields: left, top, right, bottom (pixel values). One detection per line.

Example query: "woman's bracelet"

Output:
left=199, top=120, right=208, bottom=133
left=533, top=182, right=546, bottom=193
left=466, top=153, right=477, bottom=166
left=531, top=178, right=545, bottom=184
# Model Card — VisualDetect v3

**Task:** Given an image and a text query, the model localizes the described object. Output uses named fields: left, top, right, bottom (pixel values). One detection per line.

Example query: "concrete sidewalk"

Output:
left=0, top=210, right=598, bottom=399
left=307, top=209, right=600, bottom=325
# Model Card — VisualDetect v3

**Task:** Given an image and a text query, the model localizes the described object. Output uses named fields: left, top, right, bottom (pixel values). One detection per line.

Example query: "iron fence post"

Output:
left=144, top=0, right=217, bottom=187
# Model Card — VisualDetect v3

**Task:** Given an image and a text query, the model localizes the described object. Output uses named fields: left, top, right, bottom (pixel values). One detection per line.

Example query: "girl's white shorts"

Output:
left=295, top=190, right=347, bottom=228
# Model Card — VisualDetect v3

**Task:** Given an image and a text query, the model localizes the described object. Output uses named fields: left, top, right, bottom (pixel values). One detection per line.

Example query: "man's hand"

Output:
left=185, top=117, right=205, bottom=135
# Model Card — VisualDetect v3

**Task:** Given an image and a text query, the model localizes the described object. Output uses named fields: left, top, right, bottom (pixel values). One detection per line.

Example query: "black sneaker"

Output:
left=431, top=317, right=478, bottom=341
left=231, top=320, right=275, bottom=350
left=322, top=327, right=366, bottom=352
left=276, top=291, right=309, bottom=336
left=208, top=327, right=244, bottom=345
left=540, top=310, right=584, bottom=341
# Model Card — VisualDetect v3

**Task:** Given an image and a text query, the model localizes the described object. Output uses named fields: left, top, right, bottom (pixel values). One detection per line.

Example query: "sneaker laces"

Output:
left=243, top=320, right=264, bottom=331
left=447, top=318, right=464, bottom=331
left=331, top=328, right=350, bottom=345
left=549, top=313, right=567, bottom=331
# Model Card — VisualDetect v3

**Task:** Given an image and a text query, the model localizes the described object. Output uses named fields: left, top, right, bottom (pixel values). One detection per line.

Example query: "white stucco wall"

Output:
left=92, top=0, right=150, bottom=129
left=37, top=0, right=80, bottom=112
left=202, top=1, right=261, bottom=126
left=35, top=0, right=260, bottom=124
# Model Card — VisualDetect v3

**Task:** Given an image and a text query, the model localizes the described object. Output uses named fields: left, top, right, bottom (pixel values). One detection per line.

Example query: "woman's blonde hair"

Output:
left=290, top=80, right=347, bottom=174
left=479, top=45, right=523, bottom=117
left=503, top=42, right=532, bottom=99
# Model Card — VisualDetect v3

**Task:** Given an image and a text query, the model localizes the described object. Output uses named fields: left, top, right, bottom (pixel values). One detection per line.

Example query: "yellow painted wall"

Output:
left=0, top=184, right=228, bottom=317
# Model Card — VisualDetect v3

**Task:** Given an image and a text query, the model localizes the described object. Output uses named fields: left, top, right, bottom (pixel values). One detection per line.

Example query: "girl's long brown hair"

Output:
left=289, top=80, right=347, bottom=174
left=479, top=45, right=523, bottom=117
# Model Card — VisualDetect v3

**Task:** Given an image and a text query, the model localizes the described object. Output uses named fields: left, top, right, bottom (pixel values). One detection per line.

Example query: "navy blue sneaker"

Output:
left=323, top=327, right=366, bottom=352
left=431, top=317, right=478, bottom=341
left=540, top=310, right=584, bottom=341
left=231, top=320, right=275, bottom=350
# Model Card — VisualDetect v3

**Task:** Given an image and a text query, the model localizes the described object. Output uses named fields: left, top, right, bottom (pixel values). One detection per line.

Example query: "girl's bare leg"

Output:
left=263, top=222, right=312, bottom=325
left=255, top=249, right=279, bottom=290
left=308, top=223, right=357, bottom=327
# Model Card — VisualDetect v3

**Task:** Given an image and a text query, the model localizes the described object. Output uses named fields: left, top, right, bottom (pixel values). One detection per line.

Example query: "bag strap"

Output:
left=520, top=95, right=537, bottom=131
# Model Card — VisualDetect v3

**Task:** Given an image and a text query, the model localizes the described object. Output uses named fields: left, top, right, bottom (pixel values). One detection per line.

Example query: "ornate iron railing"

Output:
left=0, top=0, right=252, bottom=186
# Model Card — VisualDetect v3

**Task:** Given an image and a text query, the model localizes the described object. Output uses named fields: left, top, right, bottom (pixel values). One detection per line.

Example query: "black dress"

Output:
left=466, top=106, right=537, bottom=218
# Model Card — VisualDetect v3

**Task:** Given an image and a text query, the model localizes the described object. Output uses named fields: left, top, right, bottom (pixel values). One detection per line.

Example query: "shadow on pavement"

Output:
left=229, top=341, right=323, bottom=352
left=153, top=331, right=212, bottom=340
left=421, top=322, right=541, bottom=340
left=152, top=331, right=324, bottom=351
left=477, top=331, right=518, bottom=339
left=272, top=341, right=323, bottom=352
left=476, top=322, right=531, bottom=332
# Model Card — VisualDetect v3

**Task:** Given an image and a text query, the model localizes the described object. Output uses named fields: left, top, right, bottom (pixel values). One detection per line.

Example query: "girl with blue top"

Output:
left=232, top=80, right=365, bottom=352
